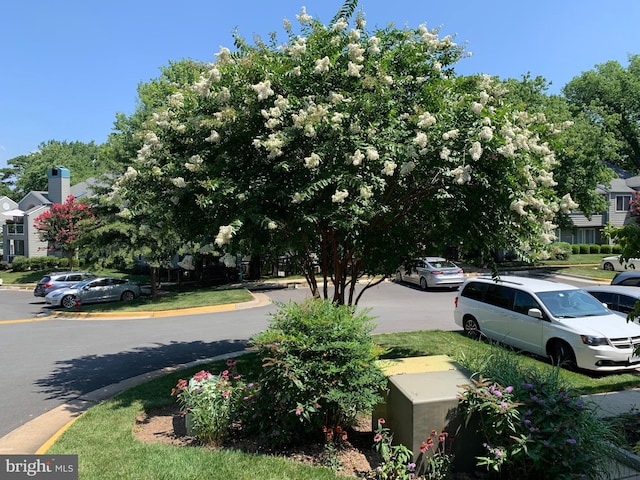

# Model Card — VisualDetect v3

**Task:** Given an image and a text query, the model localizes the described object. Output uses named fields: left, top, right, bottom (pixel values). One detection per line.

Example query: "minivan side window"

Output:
left=513, top=291, right=540, bottom=315
left=461, top=282, right=487, bottom=301
left=485, top=285, right=515, bottom=309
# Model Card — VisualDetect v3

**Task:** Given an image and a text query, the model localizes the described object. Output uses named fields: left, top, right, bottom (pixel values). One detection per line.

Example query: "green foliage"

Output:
left=564, top=55, right=640, bottom=172
left=578, top=244, right=590, bottom=254
left=456, top=350, right=617, bottom=479
left=570, top=244, right=580, bottom=255
left=248, top=299, right=387, bottom=446
left=600, top=244, right=612, bottom=254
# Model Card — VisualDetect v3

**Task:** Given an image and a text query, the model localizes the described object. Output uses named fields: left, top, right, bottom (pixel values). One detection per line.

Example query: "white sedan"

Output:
left=600, top=255, right=640, bottom=272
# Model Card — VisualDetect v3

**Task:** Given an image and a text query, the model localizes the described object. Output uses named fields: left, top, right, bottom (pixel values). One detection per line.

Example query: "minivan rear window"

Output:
left=460, top=282, right=487, bottom=301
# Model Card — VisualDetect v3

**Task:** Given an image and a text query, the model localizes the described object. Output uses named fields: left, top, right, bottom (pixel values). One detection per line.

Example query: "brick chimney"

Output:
left=47, top=166, right=71, bottom=204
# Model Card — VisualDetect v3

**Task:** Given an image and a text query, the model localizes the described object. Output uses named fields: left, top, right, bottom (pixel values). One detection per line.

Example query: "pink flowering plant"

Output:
left=171, top=359, right=256, bottom=446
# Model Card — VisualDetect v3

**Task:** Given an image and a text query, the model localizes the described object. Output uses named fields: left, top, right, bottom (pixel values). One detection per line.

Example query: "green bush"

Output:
left=548, top=242, right=572, bottom=260
left=571, top=244, right=580, bottom=255
left=600, top=244, right=612, bottom=254
left=456, top=349, right=616, bottom=479
left=579, top=244, right=590, bottom=254
left=589, top=244, right=601, bottom=254
left=10, top=256, right=29, bottom=272
left=247, top=299, right=387, bottom=447
left=613, top=244, right=623, bottom=254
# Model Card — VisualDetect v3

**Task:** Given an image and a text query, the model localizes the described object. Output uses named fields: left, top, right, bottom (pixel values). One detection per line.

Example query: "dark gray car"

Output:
left=33, top=271, right=97, bottom=297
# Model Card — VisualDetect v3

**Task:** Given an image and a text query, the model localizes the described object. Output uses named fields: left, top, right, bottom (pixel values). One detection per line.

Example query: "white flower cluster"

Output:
left=348, top=149, right=365, bottom=166
left=215, top=225, right=236, bottom=247
left=560, top=193, right=579, bottom=212
left=304, top=152, right=321, bottom=168
left=359, top=185, right=373, bottom=200
left=417, top=111, right=436, bottom=128
left=185, top=155, right=203, bottom=172
left=251, top=80, right=275, bottom=101
left=332, top=189, right=349, bottom=203
left=347, top=42, right=365, bottom=63
left=450, top=165, right=471, bottom=184
left=296, top=6, right=312, bottom=23
left=314, top=56, right=331, bottom=74
left=468, top=141, right=483, bottom=161
left=205, top=130, right=221, bottom=143
left=171, top=177, right=186, bottom=188
left=382, top=160, right=397, bottom=176
left=367, top=36, right=381, bottom=55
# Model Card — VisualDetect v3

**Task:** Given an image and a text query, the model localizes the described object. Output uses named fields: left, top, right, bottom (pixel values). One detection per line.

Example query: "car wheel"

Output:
left=548, top=340, right=576, bottom=370
left=395, top=271, right=402, bottom=283
left=420, top=277, right=428, bottom=290
left=121, top=291, right=136, bottom=301
left=61, top=295, right=76, bottom=309
left=462, top=316, right=481, bottom=340
left=603, top=262, right=615, bottom=271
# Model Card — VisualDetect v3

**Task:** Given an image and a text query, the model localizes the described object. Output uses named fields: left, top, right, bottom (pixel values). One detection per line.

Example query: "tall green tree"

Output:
left=563, top=55, right=640, bottom=173
left=0, top=140, right=115, bottom=200
left=112, top=5, right=578, bottom=305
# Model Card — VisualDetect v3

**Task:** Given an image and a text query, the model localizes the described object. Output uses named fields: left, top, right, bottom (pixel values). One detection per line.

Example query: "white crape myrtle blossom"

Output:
left=348, top=149, right=365, bottom=166
left=440, top=147, right=451, bottom=160
left=417, top=111, right=436, bottom=128
left=172, top=177, right=187, bottom=188
left=347, top=61, right=363, bottom=77
left=510, top=199, right=527, bottom=216
left=168, top=92, right=185, bottom=108
left=332, top=190, right=349, bottom=203
left=560, top=194, right=579, bottom=212
left=151, top=110, right=170, bottom=127
left=367, top=36, right=381, bottom=55
left=251, top=80, right=275, bottom=101
left=479, top=90, right=491, bottom=105
left=382, top=160, right=397, bottom=176
left=215, top=225, right=236, bottom=247
left=365, top=147, right=379, bottom=161
left=332, top=17, right=349, bottom=32
left=359, top=185, right=373, bottom=200
left=205, top=130, right=221, bottom=143
left=450, top=165, right=472, bottom=185
left=215, top=46, right=233, bottom=65
left=471, top=102, right=484, bottom=115
left=296, top=6, right=312, bottom=23
left=478, top=126, right=494, bottom=141
left=347, top=43, right=365, bottom=63
left=304, top=152, right=321, bottom=168
left=413, top=132, right=428, bottom=148
left=314, top=56, right=331, bottom=74
left=288, top=37, right=307, bottom=59
left=267, top=221, right=278, bottom=230
left=220, top=253, right=237, bottom=268
left=469, top=142, right=483, bottom=161
left=122, top=166, right=138, bottom=181
left=442, top=129, right=459, bottom=140
left=185, top=155, right=203, bottom=172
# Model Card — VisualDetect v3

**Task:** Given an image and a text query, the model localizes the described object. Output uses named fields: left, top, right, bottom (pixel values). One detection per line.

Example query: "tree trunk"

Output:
left=150, top=266, right=158, bottom=298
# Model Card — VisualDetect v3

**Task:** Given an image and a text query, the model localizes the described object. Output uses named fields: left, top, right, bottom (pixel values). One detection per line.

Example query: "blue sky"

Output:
left=2, top=0, right=639, bottom=170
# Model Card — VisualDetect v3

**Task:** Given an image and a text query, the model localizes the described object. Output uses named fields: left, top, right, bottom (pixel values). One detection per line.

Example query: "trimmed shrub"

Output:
left=571, top=244, right=581, bottom=255
left=600, top=244, right=612, bottom=254
left=247, top=299, right=387, bottom=447
left=613, top=244, right=623, bottom=254
left=589, top=244, right=601, bottom=254
left=10, top=256, right=29, bottom=272
left=579, top=244, right=590, bottom=254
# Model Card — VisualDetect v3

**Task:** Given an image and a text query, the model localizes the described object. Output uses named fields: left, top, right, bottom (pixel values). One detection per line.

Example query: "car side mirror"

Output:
left=528, top=308, right=544, bottom=319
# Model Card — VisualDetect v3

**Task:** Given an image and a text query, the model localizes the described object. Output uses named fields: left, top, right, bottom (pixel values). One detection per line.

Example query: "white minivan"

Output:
left=454, top=275, right=640, bottom=372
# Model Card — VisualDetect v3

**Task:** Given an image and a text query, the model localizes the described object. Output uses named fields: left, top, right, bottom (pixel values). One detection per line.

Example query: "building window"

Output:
left=576, top=229, right=595, bottom=244
left=616, top=195, right=632, bottom=212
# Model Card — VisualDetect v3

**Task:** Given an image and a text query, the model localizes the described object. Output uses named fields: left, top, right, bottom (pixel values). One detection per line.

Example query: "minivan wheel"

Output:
left=462, top=316, right=481, bottom=340
left=549, top=340, right=576, bottom=369
left=61, top=295, right=76, bottom=309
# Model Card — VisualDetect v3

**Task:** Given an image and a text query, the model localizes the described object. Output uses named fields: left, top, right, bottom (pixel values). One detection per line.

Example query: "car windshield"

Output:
left=537, top=289, right=611, bottom=318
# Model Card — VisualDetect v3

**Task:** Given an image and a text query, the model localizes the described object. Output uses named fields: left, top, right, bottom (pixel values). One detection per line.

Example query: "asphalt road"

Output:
left=0, top=274, right=600, bottom=440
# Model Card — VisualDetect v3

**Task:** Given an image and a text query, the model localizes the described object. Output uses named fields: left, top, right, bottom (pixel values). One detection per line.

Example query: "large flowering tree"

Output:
left=34, top=195, right=94, bottom=270
left=111, top=5, right=578, bottom=305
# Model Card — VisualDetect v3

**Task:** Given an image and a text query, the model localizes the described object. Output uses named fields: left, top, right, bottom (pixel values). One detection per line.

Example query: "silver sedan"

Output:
left=396, top=257, right=464, bottom=290
left=45, top=277, right=142, bottom=309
